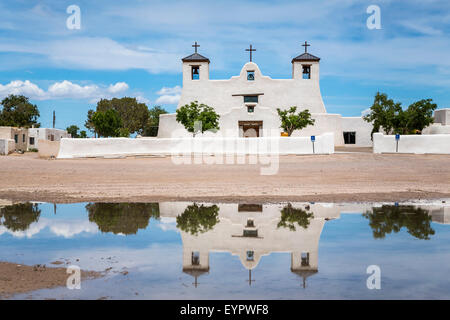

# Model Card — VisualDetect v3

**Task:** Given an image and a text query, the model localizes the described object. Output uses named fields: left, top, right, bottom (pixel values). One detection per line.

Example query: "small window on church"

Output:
left=191, top=251, right=200, bottom=265
left=191, top=66, right=200, bottom=80
left=301, top=252, right=310, bottom=267
left=243, top=229, right=258, bottom=237
left=247, top=106, right=255, bottom=113
left=247, top=71, right=255, bottom=81
left=246, top=251, right=254, bottom=261
left=302, top=65, right=311, bottom=79
left=246, top=219, right=254, bottom=228
left=343, top=132, right=356, bottom=144
left=29, top=137, right=35, bottom=145
left=244, top=95, right=258, bottom=103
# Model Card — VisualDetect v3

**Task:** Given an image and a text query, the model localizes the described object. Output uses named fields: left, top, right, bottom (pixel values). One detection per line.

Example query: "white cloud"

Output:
left=0, top=80, right=46, bottom=99
left=0, top=80, right=130, bottom=101
left=108, top=82, right=129, bottom=94
left=157, top=86, right=182, bottom=95
left=0, top=37, right=181, bottom=74
left=155, top=94, right=180, bottom=105
left=155, top=85, right=181, bottom=105
left=135, top=95, right=150, bottom=104
left=0, top=218, right=98, bottom=238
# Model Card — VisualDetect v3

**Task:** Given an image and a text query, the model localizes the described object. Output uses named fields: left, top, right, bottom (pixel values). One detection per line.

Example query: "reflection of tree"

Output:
left=176, top=203, right=220, bottom=236
left=363, top=205, right=435, bottom=240
left=277, top=204, right=314, bottom=231
left=0, top=203, right=41, bottom=232
left=86, top=203, right=160, bottom=235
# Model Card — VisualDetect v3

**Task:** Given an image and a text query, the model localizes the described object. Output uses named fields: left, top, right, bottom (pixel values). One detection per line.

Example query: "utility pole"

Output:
left=53, top=110, right=56, bottom=128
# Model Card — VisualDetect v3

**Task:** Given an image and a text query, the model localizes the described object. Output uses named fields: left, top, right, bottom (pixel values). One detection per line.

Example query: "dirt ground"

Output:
left=0, top=152, right=449, bottom=203
left=0, top=262, right=100, bottom=298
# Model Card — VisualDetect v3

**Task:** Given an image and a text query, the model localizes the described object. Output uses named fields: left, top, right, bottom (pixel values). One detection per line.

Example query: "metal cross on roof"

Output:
left=246, top=44, right=256, bottom=62
left=192, top=41, right=200, bottom=53
left=302, top=41, right=310, bottom=53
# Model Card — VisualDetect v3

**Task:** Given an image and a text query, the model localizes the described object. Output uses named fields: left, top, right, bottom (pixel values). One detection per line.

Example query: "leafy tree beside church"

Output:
left=364, top=92, right=437, bottom=136
left=276, top=106, right=315, bottom=136
left=176, top=101, right=220, bottom=137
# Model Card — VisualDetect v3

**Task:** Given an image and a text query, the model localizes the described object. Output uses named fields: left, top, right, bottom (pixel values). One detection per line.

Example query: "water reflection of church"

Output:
left=1, top=200, right=449, bottom=288
left=160, top=202, right=342, bottom=288
left=159, top=201, right=450, bottom=288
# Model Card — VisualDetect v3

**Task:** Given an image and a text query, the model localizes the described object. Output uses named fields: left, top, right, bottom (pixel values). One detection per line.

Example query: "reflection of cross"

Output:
left=302, top=41, right=310, bottom=53
left=246, top=269, right=255, bottom=286
left=193, top=275, right=200, bottom=288
left=246, top=44, right=256, bottom=62
left=192, top=41, right=200, bottom=53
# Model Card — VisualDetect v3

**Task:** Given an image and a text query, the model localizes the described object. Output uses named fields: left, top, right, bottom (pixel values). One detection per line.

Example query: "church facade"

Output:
left=158, top=43, right=373, bottom=147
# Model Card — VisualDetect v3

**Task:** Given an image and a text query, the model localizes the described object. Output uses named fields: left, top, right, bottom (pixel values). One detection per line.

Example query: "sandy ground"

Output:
left=0, top=262, right=100, bottom=298
left=0, top=152, right=449, bottom=203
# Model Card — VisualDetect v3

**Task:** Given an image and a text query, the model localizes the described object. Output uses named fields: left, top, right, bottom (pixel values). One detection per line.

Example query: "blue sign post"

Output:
left=395, top=134, right=400, bottom=152
left=311, top=136, right=316, bottom=154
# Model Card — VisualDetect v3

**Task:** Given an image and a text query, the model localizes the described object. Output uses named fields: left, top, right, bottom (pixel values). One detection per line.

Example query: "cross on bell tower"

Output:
left=192, top=41, right=200, bottom=53
left=302, top=41, right=310, bottom=53
left=246, top=44, right=256, bottom=62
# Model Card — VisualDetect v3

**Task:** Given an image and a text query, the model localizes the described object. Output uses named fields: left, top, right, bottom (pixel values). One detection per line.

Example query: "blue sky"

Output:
left=0, top=0, right=449, bottom=133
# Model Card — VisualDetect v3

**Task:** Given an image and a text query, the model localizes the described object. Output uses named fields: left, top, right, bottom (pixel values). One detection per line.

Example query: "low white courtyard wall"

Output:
left=38, top=140, right=60, bottom=158
left=373, top=133, right=450, bottom=154
left=57, top=133, right=334, bottom=159
left=0, top=139, right=14, bottom=155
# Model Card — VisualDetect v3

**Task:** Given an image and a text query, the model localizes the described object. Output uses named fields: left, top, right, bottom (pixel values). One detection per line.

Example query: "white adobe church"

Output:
left=158, top=42, right=374, bottom=147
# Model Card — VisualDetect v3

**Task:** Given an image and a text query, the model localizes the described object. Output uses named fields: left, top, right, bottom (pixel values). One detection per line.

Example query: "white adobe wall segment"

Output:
left=57, top=133, right=334, bottom=159
left=434, top=109, right=450, bottom=125
left=340, top=117, right=374, bottom=147
left=373, top=132, right=450, bottom=154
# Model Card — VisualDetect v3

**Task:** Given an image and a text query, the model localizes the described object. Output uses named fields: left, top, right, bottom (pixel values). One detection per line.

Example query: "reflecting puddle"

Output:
left=0, top=200, right=449, bottom=299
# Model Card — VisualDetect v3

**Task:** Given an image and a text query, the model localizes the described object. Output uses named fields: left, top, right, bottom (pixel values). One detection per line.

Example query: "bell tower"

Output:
left=292, top=41, right=321, bottom=81
left=182, top=41, right=210, bottom=86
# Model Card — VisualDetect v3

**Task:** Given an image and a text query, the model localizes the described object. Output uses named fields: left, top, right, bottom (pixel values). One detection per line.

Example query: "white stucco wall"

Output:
left=57, top=133, right=334, bottom=159
left=340, top=117, right=374, bottom=147
left=434, top=109, right=450, bottom=125
left=37, top=140, right=60, bottom=158
left=0, top=139, right=14, bottom=155
left=28, top=128, right=70, bottom=149
left=373, top=133, right=450, bottom=154
left=422, top=123, right=450, bottom=135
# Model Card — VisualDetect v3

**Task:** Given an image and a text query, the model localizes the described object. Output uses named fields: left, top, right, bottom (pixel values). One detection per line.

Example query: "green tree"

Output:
left=0, top=95, right=40, bottom=128
left=403, top=99, right=437, bottom=134
left=143, top=106, right=168, bottom=136
left=0, top=203, right=41, bottom=232
left=96, top=97, right=149, bottom=135
left=176, top=101, right=220, bottom=137
left=86, top=203, right=160, bottom=235
left=363, top=92, right=437, bottom=136
left=85, top=109, right=96, bottom=137
left=176, top=203, right=220, bottom=235
left=79, top=130, right=87, bottom=138
left=66, top=125, right=80, bottom=138
left=277, top=204, right=314, bottom=231
left=276, top=106, right=315, bottom=136
left=364, top=92, right=402, bottom=136
left=363, top=205, right=435, bottom=240
left=91, top=109, right=124, bottom=137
